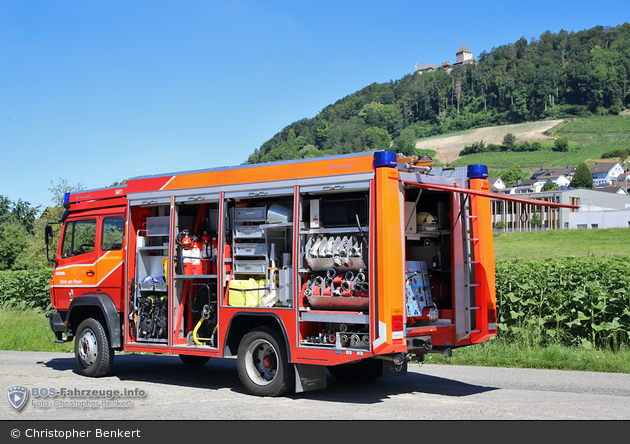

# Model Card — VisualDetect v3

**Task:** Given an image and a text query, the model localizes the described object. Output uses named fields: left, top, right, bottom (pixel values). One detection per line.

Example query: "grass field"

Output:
left=2, top=307, right=628, bottom=374
left=421, top=336, right=630, bottom=373
left=0, top=308, right=74, bottom=353
left=448, top=114, right=630, bottom=171
left=554, top=115, right=630, bottom=133
left=493, top=227, right=630, bottom=260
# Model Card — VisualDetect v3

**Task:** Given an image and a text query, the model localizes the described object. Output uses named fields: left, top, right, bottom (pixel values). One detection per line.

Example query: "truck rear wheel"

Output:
left=75, top=317, right=114, bottom=377
left=236, top=326, right=294, bottom=397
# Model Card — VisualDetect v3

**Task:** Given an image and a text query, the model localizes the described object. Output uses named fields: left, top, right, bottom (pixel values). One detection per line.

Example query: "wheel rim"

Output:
left=78, top=328, right=98, bottom=367
left=244, top=338, right=278, bottom=386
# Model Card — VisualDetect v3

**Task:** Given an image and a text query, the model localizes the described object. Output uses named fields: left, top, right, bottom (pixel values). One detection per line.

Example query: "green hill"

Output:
left=246, top=23, right=630, bottom=167
left=446, top=114, right=630, bottom=171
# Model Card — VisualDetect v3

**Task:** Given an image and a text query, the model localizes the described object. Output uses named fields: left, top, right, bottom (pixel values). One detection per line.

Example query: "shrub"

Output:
left=495, top=257, right=630, bottom=350
left=602, top=149, right=629, bottom=160
left=0, top=268, right=52, bottom=310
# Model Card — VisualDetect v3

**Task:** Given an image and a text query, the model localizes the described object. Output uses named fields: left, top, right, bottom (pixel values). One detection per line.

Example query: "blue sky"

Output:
left=1, top=0, right=627, bottom=212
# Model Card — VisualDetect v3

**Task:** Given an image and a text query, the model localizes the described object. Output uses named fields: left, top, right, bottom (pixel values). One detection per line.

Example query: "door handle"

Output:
left=86, top=270, right=95, bottom=277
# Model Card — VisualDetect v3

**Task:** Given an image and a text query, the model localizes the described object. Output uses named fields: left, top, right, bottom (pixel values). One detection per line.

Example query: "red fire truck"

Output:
left=45, top=151, right=575, bottom=396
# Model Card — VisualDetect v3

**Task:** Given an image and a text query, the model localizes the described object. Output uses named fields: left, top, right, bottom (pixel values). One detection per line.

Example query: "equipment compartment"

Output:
left=297, top=186, right=372, bottom=350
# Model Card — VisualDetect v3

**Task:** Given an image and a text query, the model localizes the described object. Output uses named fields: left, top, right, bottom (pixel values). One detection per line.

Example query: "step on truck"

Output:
left=45, top=151, right=575, bottom=396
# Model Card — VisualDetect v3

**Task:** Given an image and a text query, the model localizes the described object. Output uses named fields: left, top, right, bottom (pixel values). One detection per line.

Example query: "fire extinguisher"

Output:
left=210, top=234, right=218, bottom=275
left=200, top=232, right=213, bottom=275
left=179, top=230, right=205, bottom=276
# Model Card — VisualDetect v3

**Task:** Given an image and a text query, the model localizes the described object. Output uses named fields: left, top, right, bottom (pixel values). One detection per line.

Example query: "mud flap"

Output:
left=381, top=360, right=408, bottom=378
left=294, top=363, right=327, bottom=393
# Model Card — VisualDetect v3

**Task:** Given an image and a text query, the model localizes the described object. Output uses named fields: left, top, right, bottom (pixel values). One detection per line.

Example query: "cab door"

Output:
left=52, top=217, right=98, bottom=310
left=95, top=214, right=126, bottom=309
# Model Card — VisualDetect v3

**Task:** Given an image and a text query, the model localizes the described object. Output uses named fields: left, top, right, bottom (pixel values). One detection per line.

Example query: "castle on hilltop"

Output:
left=414, top=45, right=474, bottom=74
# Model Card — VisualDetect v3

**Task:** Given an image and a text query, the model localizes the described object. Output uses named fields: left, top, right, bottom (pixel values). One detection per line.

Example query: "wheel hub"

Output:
left=78, top=328, right=98, bottom=366
left=245, top=339, right=277, bottom=386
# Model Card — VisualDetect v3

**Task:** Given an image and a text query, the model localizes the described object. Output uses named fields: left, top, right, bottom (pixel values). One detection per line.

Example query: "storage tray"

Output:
left=233, top=260, right=267, bottom=274
left=233, top=226, right=265, bottom=239
left=234, top=207, right=266, bottom=222
left=146, top=217, right=170, bottom=237
left=233, top=243, right=267, bottom=256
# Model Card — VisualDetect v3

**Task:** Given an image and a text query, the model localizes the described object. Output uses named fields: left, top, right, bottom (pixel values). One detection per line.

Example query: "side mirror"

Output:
left=45, top=224, right=54, bottom=245
left=45, top=223, right=59, bottom=265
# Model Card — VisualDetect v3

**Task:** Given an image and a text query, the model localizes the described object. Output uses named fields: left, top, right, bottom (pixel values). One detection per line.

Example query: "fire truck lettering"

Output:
left=328, top=161, right=354, bottom=171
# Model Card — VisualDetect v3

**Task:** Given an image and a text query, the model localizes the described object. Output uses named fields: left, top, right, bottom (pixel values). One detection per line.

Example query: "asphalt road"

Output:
left=2, top=350, right=630, bottom=422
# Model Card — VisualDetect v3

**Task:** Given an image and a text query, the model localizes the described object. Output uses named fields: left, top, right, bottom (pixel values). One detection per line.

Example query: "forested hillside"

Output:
left=246, top=23, right=630, bottom=165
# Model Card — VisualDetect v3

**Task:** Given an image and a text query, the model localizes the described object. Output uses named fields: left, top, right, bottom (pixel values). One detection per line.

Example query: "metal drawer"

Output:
left=234, top=243, right=267, bottom=256
left=234, top=207, right=266, bottom=222
left=233, top=260, right=267, bottom=274
left=234, top=226, right=265, bottom=239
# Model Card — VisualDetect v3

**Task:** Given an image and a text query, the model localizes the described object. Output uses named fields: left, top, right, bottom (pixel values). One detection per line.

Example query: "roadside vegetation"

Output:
left=493, top=227, right=630, bottom=259
left=422, top=337, right=630, bottom=373
left=0, top=307, right=73, bottom=353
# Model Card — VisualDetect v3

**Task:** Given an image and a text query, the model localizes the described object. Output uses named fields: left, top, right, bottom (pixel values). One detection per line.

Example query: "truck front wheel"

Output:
left=75, top=317, right=114, bottom=377
left=236, top=326, right=294, bottom=397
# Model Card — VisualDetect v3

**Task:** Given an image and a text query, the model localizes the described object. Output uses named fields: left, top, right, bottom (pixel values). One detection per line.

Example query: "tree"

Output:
left=48, top=178, right=84, bottom=207
left=502, top=133, right=517, bottom=151
left=570, top=162, right=594, bottom=189
left=530, top=212, right=543, bottom=226
left=0, top=221, right=29, bottom=270
left=553, top=138, right=569, bottom=152
left=500, top=166, right=527, bottom=187
left=0, top=196, right=40, bottom=270
left=541, top=178, right=557, bottom=191
left=393, top=127, right=417, bottom=156
left=364, top=127, right=391, bottom=151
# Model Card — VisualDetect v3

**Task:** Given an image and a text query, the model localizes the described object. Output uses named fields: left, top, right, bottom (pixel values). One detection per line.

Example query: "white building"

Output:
left=590, top=162, right=624, bottom=186
left=534, top=174, right=571, bottom=187
left=531, top=167, right=575, bottom=183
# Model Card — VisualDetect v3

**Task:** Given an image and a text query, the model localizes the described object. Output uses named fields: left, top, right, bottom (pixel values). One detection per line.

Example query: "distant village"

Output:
left=431, top=162, right=630, bottom=231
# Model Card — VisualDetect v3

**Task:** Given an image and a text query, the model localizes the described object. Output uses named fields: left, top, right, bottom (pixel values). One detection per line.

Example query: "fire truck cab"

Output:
left=46, top=151, right=504, bottom=396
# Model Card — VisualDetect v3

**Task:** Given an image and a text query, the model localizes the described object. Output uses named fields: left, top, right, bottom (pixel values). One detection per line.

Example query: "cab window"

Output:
left=61, top=219, right=96, bottom=258
left=101, top=216, right=124, bottom=251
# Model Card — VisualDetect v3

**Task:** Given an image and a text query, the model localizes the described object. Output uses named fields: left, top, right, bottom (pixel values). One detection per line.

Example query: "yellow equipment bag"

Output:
left=228, top=279, right=266, bottom=307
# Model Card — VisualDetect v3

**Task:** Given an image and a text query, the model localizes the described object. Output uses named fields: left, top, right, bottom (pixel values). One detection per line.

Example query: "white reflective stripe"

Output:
left=55, top=251, right=110, bottom=271
left=51, top=259, right=124, bottom=288
left=372, top=320, right=387, bottom=348
left=50, top=284, right=97, bottom=288
left=97, top=260, right=124, bottom=286
left=159, top=176, right=176, bottom=190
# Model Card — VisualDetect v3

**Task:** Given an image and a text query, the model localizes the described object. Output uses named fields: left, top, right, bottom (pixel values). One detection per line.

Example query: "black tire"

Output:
left=179, top=354, right=211, bottom=366
left=327, top=358, right=383, bottom=383
left=74, top=317, right=114, bottom=377
left=236, top=326, right=294, bottom=397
